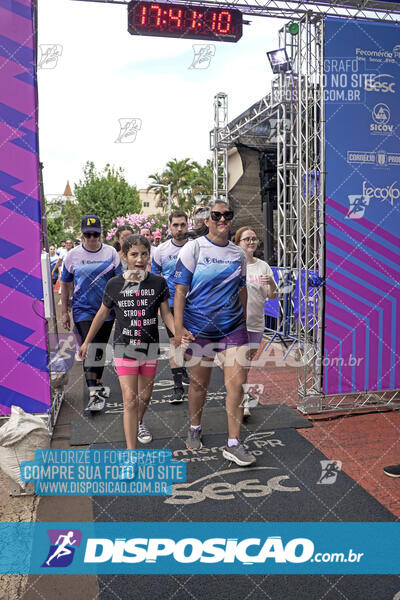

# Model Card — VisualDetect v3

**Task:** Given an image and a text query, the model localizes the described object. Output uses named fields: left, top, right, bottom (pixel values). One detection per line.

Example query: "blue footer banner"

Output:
left=1, top=522, right=398, bottom=574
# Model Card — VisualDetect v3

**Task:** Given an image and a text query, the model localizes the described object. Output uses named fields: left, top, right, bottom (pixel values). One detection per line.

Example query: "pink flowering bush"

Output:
left=106, top=213, right=169, bottom=240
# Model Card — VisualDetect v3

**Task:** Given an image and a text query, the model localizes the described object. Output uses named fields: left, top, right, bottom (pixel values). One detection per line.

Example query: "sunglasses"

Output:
left=210, top=210, right=234, bottom=222
left=83, top=231, right=100, bottom=238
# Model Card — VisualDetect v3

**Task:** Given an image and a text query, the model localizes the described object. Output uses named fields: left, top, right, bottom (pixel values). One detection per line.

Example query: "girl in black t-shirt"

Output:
left=79, top=234, right=193, bottom=449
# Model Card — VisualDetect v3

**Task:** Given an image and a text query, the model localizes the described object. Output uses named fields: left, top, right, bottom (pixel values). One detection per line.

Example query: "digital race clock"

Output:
left=127, top=1, right=243, bottom=42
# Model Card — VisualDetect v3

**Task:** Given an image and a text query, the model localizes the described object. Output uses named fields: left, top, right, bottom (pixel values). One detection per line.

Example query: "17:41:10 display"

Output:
left=128, top=1, right=243, bottom=42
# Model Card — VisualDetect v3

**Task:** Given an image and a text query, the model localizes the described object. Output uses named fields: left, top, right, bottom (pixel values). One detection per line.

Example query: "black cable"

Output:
left=307, top=407, right=398, bottom=422
left=32, top=298, right=47, bottom=321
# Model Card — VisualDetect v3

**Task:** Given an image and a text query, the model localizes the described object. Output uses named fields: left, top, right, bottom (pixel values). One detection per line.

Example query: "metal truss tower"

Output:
left=211, top=93, right=229, bottom=202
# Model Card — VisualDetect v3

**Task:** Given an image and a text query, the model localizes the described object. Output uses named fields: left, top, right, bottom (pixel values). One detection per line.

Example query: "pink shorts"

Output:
left=114, top=358, right=158, bottom=377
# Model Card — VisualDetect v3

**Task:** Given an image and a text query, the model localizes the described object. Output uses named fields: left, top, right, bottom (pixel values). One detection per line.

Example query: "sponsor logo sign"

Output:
left=370, top=103, right=393, bottom=135
left=347, top=149, right=400, bottom=166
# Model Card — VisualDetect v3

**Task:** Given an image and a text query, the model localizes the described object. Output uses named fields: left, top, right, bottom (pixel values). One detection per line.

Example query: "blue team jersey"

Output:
left=50, top=256, right=59, bottom=283
left=151, top=239, right=187, bottom=307
left=174, top=235, right=246, bottom=338
left=61, top=244, right=122, bottom=322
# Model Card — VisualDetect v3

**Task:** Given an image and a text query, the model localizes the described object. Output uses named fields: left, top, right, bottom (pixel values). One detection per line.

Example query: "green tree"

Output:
left=44, top=197, right=70, bottom=246
left=74, top=162, right=141, bottom=233
left=147, top=158, right=213, bottom=213
left=147, top=171, right=169, bottom=211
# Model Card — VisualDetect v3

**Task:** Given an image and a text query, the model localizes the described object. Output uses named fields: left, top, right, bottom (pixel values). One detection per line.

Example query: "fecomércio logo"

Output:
left=42, top=529, right=82, bottom=568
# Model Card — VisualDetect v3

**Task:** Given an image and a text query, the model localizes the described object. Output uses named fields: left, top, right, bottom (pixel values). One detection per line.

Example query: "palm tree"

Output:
left=147, top=158, right=214, bottom=214
left=147, top=172, right=169, bottom=210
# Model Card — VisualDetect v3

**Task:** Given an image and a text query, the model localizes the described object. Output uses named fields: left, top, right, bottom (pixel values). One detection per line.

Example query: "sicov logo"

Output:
left=364, top=73, right=395, bottom=93
left=370, top=103, right=393, bottom=135
left=42, top=529, right=82, bottom=567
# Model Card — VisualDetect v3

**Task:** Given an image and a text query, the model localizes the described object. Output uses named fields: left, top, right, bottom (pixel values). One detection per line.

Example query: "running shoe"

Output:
left=97, top=383, right=111, bottom=398
left=186, top=428, right=202, bottom=450
left=87, top=389, right=106, bottom=412
left=169, top=387, right=184, bottom=404
left=222, top=442, right=256, bottom=467
left=383, top=464, right=400, bottom=478
left=182, top=368, right=190, bottom=385
left=137, top=422, right=152, bottom=444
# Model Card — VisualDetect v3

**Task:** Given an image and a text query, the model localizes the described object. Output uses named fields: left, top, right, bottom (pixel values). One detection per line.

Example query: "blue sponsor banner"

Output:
left=0, top=522, right=399, bottom=574
left=19, top=449, right=186, bottom=496
left=324, top=18, right=400, bottom=395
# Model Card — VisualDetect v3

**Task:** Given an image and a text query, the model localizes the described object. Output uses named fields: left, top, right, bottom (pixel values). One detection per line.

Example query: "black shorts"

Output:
left=166, top=306, right=174, bottom=339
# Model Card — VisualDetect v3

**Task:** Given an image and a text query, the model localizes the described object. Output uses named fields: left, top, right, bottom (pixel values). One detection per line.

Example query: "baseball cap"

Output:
left=153, top=230, right=162, bottom=239
left=81, top=215, right=102, bottom=233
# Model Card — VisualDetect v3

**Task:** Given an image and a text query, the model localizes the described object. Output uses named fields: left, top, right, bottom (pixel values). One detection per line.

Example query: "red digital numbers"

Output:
left=128, top=1, right=242, bottom=42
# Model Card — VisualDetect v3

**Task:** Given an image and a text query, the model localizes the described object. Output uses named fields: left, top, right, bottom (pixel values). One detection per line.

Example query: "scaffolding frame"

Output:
left=83, top=0, right=400, bottom=23
left=210, top=14, right=400, bottom=414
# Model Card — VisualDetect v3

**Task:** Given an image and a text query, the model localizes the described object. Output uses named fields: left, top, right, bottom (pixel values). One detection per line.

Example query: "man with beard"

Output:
left=152, top=211, right=190, bottom=403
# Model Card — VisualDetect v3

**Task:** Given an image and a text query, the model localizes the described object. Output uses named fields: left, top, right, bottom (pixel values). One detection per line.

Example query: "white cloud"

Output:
left=38, top=0, right=282, bottom=195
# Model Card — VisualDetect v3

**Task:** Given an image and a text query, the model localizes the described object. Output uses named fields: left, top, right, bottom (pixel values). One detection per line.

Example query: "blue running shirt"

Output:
left=61, top=244, right=122, bottom=322
left=174, top=236, right=246, bottom=338
left=151, top=239, right=187, bottom=307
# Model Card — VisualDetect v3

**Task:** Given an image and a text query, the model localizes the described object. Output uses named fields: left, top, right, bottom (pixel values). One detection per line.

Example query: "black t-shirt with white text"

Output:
left=103, top=273, right=169, bottom=359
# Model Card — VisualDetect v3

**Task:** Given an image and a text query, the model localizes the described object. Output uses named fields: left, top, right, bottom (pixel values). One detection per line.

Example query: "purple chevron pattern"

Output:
left=324, top=18, right=400, bottom=395
left=0, top=1, right=50, bottom=415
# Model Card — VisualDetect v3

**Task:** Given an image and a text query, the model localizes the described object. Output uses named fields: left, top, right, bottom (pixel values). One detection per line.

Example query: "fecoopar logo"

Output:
left=362, top=181, right=400, bottom=206
left=83, top=536, right=315, bottom=565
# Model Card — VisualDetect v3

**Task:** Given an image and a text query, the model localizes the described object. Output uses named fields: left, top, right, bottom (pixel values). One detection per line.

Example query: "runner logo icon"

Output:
left=317, top=460, right=342, bottom=485
left=345, top=195, right=370, bottom=219
left=42, top=529, right=82, bottom=568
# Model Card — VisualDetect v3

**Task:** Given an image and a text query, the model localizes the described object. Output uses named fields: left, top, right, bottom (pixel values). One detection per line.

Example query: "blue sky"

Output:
left=38, top=0, right=283, bottom=196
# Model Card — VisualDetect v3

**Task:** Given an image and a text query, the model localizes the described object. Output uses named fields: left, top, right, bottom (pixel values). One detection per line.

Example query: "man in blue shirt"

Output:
left=152, top=210, right=189, bottom=403
left=61, top=215, right=122, bottom=411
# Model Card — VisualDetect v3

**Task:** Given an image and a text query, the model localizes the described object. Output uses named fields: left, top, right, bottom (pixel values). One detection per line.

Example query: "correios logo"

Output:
left=364, top=73, right=395, bottom=93
left=83, top=536, right=315, bottom=565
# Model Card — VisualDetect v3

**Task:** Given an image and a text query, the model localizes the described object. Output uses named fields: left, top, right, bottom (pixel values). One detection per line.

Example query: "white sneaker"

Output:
left=86, top=388, right=106, bottom=412
left=97, top=384, right=111, bottom=398
left=138, top=422, right=152, bottom=444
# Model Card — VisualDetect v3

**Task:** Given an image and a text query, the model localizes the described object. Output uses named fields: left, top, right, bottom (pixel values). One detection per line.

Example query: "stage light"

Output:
left=288, top=22, right=299, bottom=35
left=266, top=48, right=291, bottom=74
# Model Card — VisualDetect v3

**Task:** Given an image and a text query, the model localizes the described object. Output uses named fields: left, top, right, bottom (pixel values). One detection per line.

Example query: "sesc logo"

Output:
left=84, top=536, right=315, bottom=565
left=364, top=73, right=395, bottom=94
left=370, top=103, right=393, bottom=135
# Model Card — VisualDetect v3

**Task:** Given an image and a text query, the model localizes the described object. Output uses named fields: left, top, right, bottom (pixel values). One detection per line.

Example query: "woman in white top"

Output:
left=234, top=227, right=279, bottom=415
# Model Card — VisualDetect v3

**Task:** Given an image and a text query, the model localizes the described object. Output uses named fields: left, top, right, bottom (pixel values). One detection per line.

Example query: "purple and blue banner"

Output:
left=0, top=0, right=50, bottom=414
left=323, top=17, right=400, bottom=395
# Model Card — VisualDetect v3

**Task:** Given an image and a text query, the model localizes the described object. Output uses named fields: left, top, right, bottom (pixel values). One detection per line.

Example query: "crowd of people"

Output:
left=50, top=204, right=400, bottom=478
left=53, top=203, right=278, bottom=468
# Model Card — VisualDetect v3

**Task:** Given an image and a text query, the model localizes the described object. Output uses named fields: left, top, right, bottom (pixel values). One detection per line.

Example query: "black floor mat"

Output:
left=92, top=430, right=397, bottom=600
left=91, top=429, right=395, bottom=523
left=70, top=402, right=311, bottom=445
left=70, top=353, right=311, bottom=445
